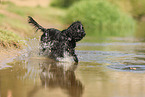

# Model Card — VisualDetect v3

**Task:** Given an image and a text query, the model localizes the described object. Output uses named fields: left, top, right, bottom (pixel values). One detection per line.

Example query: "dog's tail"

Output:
left=28, top=16, right=46, bottom=32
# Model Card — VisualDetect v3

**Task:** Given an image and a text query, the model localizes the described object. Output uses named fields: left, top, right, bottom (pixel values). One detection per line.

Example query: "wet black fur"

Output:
left=28, top=16, right=86, bottom=63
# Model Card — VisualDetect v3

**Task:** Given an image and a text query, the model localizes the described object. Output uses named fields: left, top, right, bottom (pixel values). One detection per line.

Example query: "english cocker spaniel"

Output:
left=28, top=16, right=86, bottom=63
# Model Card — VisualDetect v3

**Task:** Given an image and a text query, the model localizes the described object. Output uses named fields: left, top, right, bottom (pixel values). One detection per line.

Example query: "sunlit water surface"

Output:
left=1, top=38, right=145, bottom=97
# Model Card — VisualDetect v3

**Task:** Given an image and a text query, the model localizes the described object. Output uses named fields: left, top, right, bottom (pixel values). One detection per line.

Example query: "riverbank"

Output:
left=0, top=1, right=65, bottom=66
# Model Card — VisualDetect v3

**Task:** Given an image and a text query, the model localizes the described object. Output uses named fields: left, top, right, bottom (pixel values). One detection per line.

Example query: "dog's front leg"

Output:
left=73, top=54, right=78, bottom=63
left=68, top=48, right=78, bottom=63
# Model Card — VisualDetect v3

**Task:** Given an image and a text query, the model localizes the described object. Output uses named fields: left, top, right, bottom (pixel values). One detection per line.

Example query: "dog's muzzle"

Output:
left=82, top=32, right=86, bottom=37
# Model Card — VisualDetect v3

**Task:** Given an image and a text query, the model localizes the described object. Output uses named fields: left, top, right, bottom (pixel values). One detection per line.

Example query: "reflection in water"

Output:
left=1, top=38, right=145, bottom=97
left=27, top=61, right=84, bottom=97
left=0, top=57, right=84, bottom=97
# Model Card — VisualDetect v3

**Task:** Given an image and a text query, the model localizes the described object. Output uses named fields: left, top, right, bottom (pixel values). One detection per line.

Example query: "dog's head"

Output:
left=67, top=21, right=86, bottom=42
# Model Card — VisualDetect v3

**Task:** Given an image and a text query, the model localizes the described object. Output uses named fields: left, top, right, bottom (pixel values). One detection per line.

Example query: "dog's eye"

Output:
left=78, top=25, right=84, bottom=31
left=77, top=25, right=84, bottom=33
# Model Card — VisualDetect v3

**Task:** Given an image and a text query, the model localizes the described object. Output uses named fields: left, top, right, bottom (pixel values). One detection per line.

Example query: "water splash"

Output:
left=20, top=38, right=73, bottom=63
left=23, top=38, right=40, bottom=57
left=57, top=52, right=73, bottom=63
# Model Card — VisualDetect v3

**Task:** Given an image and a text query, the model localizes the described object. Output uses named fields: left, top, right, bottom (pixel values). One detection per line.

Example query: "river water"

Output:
left=0, top=37, right=145, bottom=97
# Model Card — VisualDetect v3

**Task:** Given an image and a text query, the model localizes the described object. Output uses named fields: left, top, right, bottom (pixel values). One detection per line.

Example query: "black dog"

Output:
left=28, top=16, right=86, bottom=63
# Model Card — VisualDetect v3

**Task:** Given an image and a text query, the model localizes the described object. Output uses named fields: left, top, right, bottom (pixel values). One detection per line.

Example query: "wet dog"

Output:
left=28, top=16, right=86, bottom=63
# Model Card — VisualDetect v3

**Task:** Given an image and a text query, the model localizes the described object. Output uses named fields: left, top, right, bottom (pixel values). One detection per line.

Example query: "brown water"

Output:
left=1, top=38, right=145, bottom=97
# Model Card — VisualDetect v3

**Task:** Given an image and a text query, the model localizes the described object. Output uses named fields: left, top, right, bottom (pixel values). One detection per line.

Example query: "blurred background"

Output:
left=0, top=0, right=145, bottom=48
left=1, top=1, right=145, bottom=97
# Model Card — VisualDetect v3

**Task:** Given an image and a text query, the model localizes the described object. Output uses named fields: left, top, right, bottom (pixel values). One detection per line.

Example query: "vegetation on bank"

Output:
left=0, top=29, right=23, bottom=48
left=51, top=0, right=80, bottom=8
left=51, top=0, right=145, bottom=21
left=0, top=0, right=145, bottom=48
left=51, top=0, right=145, bottom=37
left=65, top=1, right=135, bottom=37
left=0, top=1, right=65, bottom=48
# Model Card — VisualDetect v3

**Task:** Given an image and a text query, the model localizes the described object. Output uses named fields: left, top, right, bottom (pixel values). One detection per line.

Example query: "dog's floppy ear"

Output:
left=28, top=16, right=46, bottom=32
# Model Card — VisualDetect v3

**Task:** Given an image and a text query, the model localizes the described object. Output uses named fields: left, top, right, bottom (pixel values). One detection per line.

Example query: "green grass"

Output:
left=0, top=14, right=5, bottom=18
left=0, top=0, right=140, bottom=47
left=0, top=29, right=23, bottom=48
left=0, top=1, right=65, bottom=48
left=65, top=0, right=136, bottom=37
left=0, top=14, right=6, bottom=25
